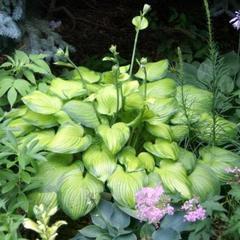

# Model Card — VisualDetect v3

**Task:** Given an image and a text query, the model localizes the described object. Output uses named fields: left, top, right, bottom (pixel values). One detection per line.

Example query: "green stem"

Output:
left=234, top=32, right=240, bottom=83
left=67, top=57, right=102, bottom=124
left=177, top=47, right=192, bottom=146
left=129, top=29, right=140, bottom=77
left=112, top=68, right=120, bottom=124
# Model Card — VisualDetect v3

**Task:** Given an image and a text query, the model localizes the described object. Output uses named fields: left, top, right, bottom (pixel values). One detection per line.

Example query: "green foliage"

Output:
left=72, top=200, right=137, bottom=240
left=0, top=50, right=52, bottom=107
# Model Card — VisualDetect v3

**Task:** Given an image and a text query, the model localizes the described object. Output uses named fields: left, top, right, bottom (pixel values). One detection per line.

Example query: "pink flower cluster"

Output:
left=135, top=186, right=174, bottom=224
left=181, top=198, right=206, bottom=222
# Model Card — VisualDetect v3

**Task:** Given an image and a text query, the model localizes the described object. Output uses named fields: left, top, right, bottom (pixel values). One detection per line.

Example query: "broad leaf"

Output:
left=58, top=173, right=103, bottom=219
left=63, top=100, right=100, bottom=128
left=47, top=123, right=92, bottom=154
left=22, top=91, right=62, bottom=114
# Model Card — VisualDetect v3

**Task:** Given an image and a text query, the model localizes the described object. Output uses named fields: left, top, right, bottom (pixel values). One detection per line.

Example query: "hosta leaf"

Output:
left=188, top=163, right=220, bottom=201
left=144, top=139, right=179, bottom=161
left=22, top=91, right=62, bottom=114
left=58, top=173, right=104, bottom=219
left=28, top=192, right=57, bottom=216
left=146, top=97, right=178, bottom=123
left=170, top=125, right=189, bottom=142
left=8, top=118, right=34, bottom=137
left=155, top=161, right=192, bottom=198
left=199, top=146, right=240, bottom=182
left=4, top=106, right=27, bottom=119
left=97, top=122, right=130, bottom=154
left=196, top=113, right=237, bottom=145
left=33, top=159, right=82, bottom=192
left=124, top=92, right=144, bottom=111
left=152, top=228, right=181, bottom=240
left=178, top=148, right=196, bottom=173
left=138, top=152, right=155, bottom=172
left=19, top=130, right=55, bottom=150
left=71, top=66, right=101, bottom=83
left=83, top=144, right=117, bottom=182
left=107, top=165, right=146, bottom=208
left=176, top=85, right=213, bottom=113
left=23, top=110, right=58, bottom=128
left=96, top=85, right=122, bottom=115
left=49, top=78, right=87, bottom=99
left=146, top=122, right=173, bottom=140
left=63, top=100, right=100, bottom=128
left=141, top=78, right=176, bottom=98
left=47, top=123, right=92, bottom=154
left=118, top=147, right=144, bottom=172
left=121, top=81, right=139, bottom=96
left=135, top=60, right=169, bottom=81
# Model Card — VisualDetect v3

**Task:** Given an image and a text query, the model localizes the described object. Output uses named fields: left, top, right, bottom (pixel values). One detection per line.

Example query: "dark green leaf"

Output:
left=80, top=225, right=106, bottom=238
left=152, top=228, right=181, bottom=240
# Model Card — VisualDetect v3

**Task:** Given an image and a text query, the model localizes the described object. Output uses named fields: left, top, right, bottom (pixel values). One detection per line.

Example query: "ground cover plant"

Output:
left=0, top=1, right=240, bottom=239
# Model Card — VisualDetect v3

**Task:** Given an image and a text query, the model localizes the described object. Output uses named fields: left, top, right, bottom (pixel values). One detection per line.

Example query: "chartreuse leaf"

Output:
left=47, top=123, right=92, bottom=154
left=107, top=165, right=145, bottom=208
left=118, top=147, right=143, bottom=172
left=135, top=60, right=169, bottom=81
left=170, top=125, right=189, bottom=142
left=4, top=106, right=27, bottom=119
left=28, top=192, right=57, bottom=217
left=49, top=78, right=87, bottom=99
left=141, top=78, right=176, bottom=98
left=63, top=100, right=100, bottom=128
left=22, top=91, right=62, bottom=114
left=146, top=122, right=173, bottom=140
left=19, top=130, right=55, bottom=150
left=199, top=146, right=240, bottom=182
left=32, top=158, right=82, bottom=192
left=58, top=172, right=104, bottom=220
left=124, top=92, right=144, bottom=111
left=144, top=139, right=179, bottom=161
left=188, top=163, right=220, bottom=201
left=97, top=122, right=130, bottom=154
left=138, top=152, right=155, bottom=173
left=155, top=161, right=192, bottom=199
left=96, top=85, right=122, bottom=115
left=176, top=85, right=213, bottom=113
left=71, top=66, right=101, bottom=83
left=121, top=81, right=139, bottom=96
left=146, top=97, right=178, bottom=123
left=83, top=144, right=117, bottom=182
left=23, top=110, right=58, bottom=128
left=196, top=113, right=237, bottom=145
left=8, top=118, right=34, bottom=137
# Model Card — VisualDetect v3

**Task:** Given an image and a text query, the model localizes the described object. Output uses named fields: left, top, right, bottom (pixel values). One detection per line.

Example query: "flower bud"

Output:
left=143, top=4, right=151, bottom=15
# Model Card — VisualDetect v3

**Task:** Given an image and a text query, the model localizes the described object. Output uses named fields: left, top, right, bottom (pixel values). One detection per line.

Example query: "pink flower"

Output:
left=135, top=186, right=174, bottom=224
left=181, top=198, right=206, bottom=222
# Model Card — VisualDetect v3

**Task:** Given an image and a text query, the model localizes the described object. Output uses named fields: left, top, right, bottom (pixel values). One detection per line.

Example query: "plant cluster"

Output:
left=0, top=1, right=240, bottom=240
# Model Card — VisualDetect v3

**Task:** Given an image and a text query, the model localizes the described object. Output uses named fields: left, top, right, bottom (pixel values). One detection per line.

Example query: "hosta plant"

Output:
left=1, top=5, right=239, bottom=223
